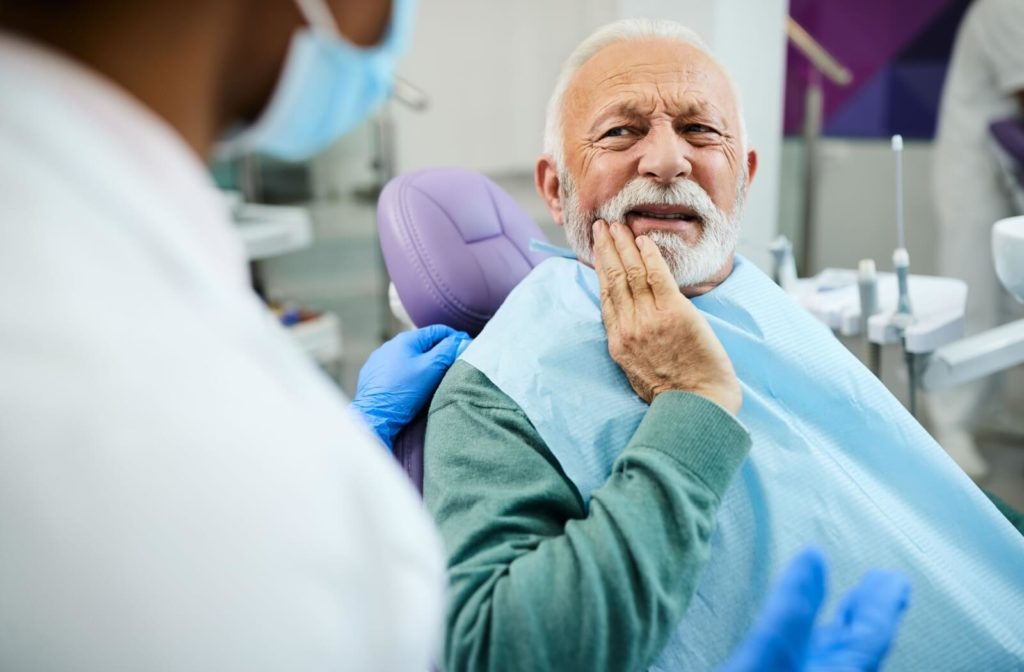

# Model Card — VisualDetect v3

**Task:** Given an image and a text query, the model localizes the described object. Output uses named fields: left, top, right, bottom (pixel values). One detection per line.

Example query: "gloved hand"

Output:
left=350, top=324, right=471, bottom=450
left=720, top=548, right=910, bottom=672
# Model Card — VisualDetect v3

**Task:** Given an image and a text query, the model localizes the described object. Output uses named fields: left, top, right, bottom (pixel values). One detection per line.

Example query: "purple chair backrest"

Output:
left=377, top=168, right=550, bottom=492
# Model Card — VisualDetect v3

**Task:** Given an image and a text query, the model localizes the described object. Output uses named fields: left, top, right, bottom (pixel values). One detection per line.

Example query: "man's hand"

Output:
left=592, top=219, right=741, bottom=413
left=350, top=325, right=471, bottom=450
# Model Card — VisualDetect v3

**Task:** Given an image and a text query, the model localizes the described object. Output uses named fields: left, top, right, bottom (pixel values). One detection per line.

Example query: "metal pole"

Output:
left=373, top=104, right=399, bottom=342
left=906, top=347, right=918, bottom=417
left=799, top=68, right=824, bottom=277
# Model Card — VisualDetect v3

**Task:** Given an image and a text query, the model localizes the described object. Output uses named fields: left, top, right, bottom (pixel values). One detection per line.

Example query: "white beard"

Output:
left=560, top=173, right=745, bottom=287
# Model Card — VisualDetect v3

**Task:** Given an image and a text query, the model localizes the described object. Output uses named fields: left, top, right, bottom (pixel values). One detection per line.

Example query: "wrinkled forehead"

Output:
left=563, top=37, right=739, bottom=133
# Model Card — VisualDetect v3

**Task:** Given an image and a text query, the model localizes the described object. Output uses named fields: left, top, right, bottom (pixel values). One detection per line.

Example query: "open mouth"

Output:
left=624, top=205, right=702, bottom=236
left=626, top=204, right=700, bottom=222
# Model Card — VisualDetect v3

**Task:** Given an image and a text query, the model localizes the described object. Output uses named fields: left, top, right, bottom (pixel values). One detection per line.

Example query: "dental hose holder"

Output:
left=890, top=135, right=919, bottom=415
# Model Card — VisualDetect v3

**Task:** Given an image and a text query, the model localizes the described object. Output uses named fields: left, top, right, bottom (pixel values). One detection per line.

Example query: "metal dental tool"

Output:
left=891, top=135, right=914, bottom=323
left=890, top=135, right=918, bottom=414
left=857, top=259, right=882, bottom=376
left=769, top=235, right=799, bottom=293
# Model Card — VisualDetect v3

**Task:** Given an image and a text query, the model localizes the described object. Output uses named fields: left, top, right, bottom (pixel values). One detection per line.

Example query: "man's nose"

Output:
left=637, top=128, right=693, bottom=184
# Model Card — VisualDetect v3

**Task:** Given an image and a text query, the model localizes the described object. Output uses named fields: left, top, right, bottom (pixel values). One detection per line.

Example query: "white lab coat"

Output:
left=0, top=32, right=444, bottom=671
left=929, top=0, right=1024, bottom=437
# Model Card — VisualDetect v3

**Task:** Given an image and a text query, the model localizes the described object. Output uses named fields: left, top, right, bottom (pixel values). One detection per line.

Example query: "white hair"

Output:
left=543, top=18, right=747, bottom=168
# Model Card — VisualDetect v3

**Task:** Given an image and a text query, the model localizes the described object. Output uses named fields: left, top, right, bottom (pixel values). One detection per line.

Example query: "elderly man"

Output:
left=424, top=18, right=1024, bottom=672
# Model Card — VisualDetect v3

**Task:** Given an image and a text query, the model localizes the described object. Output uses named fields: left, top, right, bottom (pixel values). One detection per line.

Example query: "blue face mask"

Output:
left=218, top=0, right=417, bottom=161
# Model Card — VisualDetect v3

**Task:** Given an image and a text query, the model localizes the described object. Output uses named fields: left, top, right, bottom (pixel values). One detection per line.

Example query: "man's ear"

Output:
left=535, top=154, right=565, bottom=227
left=745, top=148, right=759, bottom=189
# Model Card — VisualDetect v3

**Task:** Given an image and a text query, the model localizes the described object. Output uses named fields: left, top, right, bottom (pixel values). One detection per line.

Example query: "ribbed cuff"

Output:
left=627, top=391, right=751, bottom=497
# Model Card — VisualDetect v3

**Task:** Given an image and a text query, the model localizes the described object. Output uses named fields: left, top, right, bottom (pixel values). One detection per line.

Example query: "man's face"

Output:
left=549, top=38, right=756, bottom=289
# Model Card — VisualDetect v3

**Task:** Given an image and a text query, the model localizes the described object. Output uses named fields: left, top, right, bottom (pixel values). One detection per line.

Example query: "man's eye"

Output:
left=601, top=127, right=632, bottom=139
left=683, top=124, right=716, bottom=134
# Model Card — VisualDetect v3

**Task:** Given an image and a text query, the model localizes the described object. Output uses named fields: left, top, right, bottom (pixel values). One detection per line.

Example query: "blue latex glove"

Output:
left=720, top=548, right=910, bottom=672
left=350, top=324, right=471, bottom=450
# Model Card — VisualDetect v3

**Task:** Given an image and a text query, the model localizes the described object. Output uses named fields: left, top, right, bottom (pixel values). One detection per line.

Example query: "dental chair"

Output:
left=377, top=168, right=550, bottom=492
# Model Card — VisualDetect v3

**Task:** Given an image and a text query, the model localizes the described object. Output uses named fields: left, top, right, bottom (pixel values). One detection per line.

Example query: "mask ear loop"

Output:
left=294, top=0, right=340, bottom=36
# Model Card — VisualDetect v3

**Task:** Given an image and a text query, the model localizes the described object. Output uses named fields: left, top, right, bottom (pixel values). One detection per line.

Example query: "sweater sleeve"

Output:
left=983, top=489, right=1024, bottom=535
left=424, top=361, right=751, bottom=672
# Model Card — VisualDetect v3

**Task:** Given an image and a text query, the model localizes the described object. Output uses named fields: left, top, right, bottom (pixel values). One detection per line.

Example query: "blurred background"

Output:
left=212, top=0, right=1023, bottom=504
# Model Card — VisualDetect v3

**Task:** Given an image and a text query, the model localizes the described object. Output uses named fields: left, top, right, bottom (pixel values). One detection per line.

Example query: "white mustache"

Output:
left=595, top=178, right=722, bottom=225
left=560, top=172, right=741, bottom=287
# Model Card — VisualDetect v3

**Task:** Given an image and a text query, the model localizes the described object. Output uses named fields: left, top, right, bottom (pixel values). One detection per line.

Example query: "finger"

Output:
left=591, top=220, right=625, bottom=335
left=754, top=548, right=827, bottom=644
left=417, top=333, right=465, bottom=380
left=426, top=332, right=471, bottom=367
left=833, top=570, right=910, bottom=627
left=591, top=220, right=631, bottom=325
left=817, top=569, right=910, bottom=664
left=609, top=221, right=655, bottom=306
left=405, top=324, right=459, bottom=352
left=721, top=548, right=827, bottom=672
left=637, top=235, right=682, bottom=307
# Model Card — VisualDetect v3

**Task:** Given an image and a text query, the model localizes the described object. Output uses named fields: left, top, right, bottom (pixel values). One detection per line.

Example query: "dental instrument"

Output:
left=889, top=135, right=919, bottom=414
left=857, top=259, right=882, bottom=376
left=769, top=235, right=799, bottom=293
left=891, top=135, right=914, bottom=325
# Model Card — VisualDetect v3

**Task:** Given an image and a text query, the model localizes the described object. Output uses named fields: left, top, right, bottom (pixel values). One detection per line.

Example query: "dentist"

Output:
left=0, top=0, right=459, bottom=669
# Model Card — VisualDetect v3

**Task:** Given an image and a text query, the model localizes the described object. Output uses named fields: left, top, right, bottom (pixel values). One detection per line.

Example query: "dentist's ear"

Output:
left=326, top=0, right=393, bottom=47
left=535, top=154, right=565, bottom=227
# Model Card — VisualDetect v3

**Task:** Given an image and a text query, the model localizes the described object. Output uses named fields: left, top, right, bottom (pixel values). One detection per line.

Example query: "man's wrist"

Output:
left=631, top=391, right=751, bottom=496
left=651, top=385, right=738, bottom=417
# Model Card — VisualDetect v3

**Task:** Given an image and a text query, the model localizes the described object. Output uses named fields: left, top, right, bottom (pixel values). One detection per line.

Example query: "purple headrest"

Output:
left=377, top=168, right=549, bottom=336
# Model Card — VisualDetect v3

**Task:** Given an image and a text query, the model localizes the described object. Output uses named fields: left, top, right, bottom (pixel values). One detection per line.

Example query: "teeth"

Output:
left=635, top=211, right=689, bottom=220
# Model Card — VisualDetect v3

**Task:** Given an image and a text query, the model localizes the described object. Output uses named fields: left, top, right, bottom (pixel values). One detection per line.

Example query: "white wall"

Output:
left=393, top=0, right=790, bottom=270
left=792, top=139, right=941, bottom=275
left=393, top=0, right=613, bottom=174
left=611, top=0, right=716, bottom=40
left=710, top=0, right=789, bottom=269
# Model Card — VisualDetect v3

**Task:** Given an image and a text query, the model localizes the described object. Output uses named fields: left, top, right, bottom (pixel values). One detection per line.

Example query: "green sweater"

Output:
left=425, top=361, right=1024, bottom=672
left=424, top=361, right=752, bottom=672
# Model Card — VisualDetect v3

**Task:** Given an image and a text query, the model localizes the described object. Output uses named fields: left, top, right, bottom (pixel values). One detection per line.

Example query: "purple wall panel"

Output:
left=784, top=0, right=970, bottom=138
left=823, top=67, right=891, bottom=137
